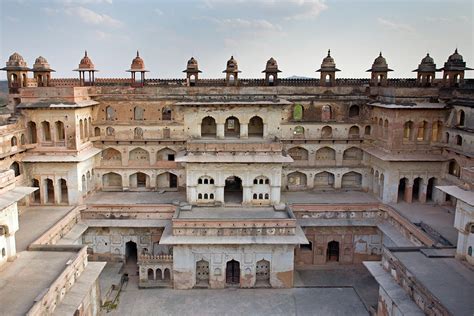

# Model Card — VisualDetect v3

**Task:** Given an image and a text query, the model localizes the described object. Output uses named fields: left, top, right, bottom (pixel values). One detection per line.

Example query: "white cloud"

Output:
left=155, top=8, right=164, bottom=16
left=5, top=16, right=20, bottom=23
left=200, top=16, right=281, bottom=31
left=201, top=0, right=328, bottom=20
left=377, top=18, right=414, bottom=32
left=65, top=6, right=122, bottom=28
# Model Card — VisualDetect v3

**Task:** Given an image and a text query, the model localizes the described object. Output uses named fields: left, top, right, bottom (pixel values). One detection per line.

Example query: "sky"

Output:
left=0, top=0, right=473, bottom=80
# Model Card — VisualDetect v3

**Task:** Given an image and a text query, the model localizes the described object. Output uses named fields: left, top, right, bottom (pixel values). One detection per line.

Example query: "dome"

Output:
left=4, top=52, right=28, bottom=69
left=78, top=51, right=95, bottom=70
left=33, top=56, right=53, bottom=71
left=129, top=51, right=147, bottom=71
left=223, top=55, right=241, bottom=73
left=317, top=49, right=340, bottom=72
left=448, top=49, right=463, bottom=62
left=183, top=56, right=201, bottom=73
left=367, top=52, right=393, bottom=72
left=413, top=53, right=436, bottom=73
left=440, top=49, right=472, bottom=71
left=262, top=57, right=281, bottom=73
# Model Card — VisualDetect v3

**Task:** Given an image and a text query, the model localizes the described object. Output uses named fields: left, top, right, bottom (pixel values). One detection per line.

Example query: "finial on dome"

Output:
left=328, top=49, right=331, bottom=57
left=136, top=50, right=140, bottom=57
left=85, top=50, right=88, bottom=57
left=379, top=51, right=382, bottom=57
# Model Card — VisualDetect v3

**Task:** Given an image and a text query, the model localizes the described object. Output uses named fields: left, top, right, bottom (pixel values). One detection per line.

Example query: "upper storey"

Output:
left=2, top=50, right=473, bottom=94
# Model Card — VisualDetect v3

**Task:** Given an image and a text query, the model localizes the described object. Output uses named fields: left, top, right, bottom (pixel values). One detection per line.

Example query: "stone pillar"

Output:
left=123, top=173, right=130, bottom=191
left=242, top=185, right=252, bottom=205
left=334, top=173, right=342, bottom=189
left=217, top=123, right=225, bottom=139
left=335, top=150, right=343, bottom=167
left=54, top=179, right=61, bottom=204
left=196, top=123, right=201, bottom=138
left=188, top=186, right=196, bottom=203
left=122, top=149, right=129, bottom=167
left=419, top=181, right=427, bottom=203
left=149, top=151, right=157, bottom=165
left=150, top=174, right=157, bottom=190
left=270, top=185, right=280, bottom=204
left=215, top=185, right=225, bottom=204
left=405, top=179, right=413, bottom=203
left=263, top=124, right=268, bottom=138
left=240, top=123, right=248, bottom=139
left=40, top=178, right=47, bottom=204
left=5, top=234, right=16, bottom=259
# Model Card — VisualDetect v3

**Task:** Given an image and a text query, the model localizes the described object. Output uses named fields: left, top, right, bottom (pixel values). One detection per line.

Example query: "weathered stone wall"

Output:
left=172, top=244, right=294, bottom=289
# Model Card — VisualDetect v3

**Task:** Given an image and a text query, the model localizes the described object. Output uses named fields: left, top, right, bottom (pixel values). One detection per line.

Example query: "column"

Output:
left=150, top=173, right=157, bottom=190
left=419, top=181, right=428, bottom=203
left=270, top=186, right=280, bottom=204
left=263, top=124, right=268, bottom=138
left=334, top=173, right=342, bottom=189
left=217, top=123, right=225, bottom=139
left=123, top=173, right=130, bottom=191
left=404, top=179, right=413, bottom=203
left=215, top=185, right=225, bottom=204
left=335, top=150, right=343, bottom=167
left=54, top=179, right=61, bottom=204
left=40, top=178, right=47, bottom=205
left=5, top=234, right=16, bottom=260
left=242, top=185, right=252, bottom=205
left=240, top=123, right=248, bottom=139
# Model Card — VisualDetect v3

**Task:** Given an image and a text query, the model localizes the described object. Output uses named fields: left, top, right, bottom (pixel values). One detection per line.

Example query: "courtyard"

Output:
left=104, top=265, right=376, bottom=316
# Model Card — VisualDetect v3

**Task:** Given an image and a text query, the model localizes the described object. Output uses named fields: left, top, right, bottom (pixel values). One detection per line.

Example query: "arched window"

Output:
left=316, top=147, right=336, bottom=160
left=253, top=193, right=257, bottom=199
left=41, top=121, right=51, bottom=141
left=105, top=106, right=116, bottom=121
left=134, top=127, right=143, bottom=139
left=383, top=120, right=389, bottom=139
left=458, top=110, right=465, bottom=126
left=10, top=162, right=20, bottom=177
left=134, top=107, right=144, bottom=120
left=445, top=132, right=450, bottom=143
left=198, top=178, right=203, bottom=184
left=378, top=118, right=383, bottom=137
left=431, top=121, right=442, bottom=142
left=27, top=121, right=37, bottom=144
left=94, top=127, right=101, bottom=137
left=55, top=121, right=65, bottom=141
left=416, top=121, right=427, bottom=141
left=321, top=105, right=332, bottom=121
left=210, top=193, right=214, bottom=199
left=349, top=105, right=359, bottom=117
left=198, top=193, right=203, bottom=199
left=364, top=125, right=371, bottom=136
left=293, top=126, right=304, bottom=138
left=10, top=136, right=17, bottom=147
left=20, top=134, right=26, bottom=145
left=248, top=116, right=264, bottom=137
left=204, top=193, right=208, bottom=199
left=106, top=127, right=115, bottom=136
left=79, top=119, right=84, bottom=139
left=264, top=193, right=269, bottom=199
left=288, top=147, right=308, bottom=161
left=348, top=126, right=359, bottom=138
left=455, top=135, right=463, bottom=146
left=162, top=107, right=172, bottom=120
left=448, top=160, right=460, bottom=178
left=321, top=126, right=332, bottom=138
left=403, top=121, right=414, bottom=141
left=201, top=116, right=217, bottom=137
left=293, top=104, right=304, bottom=121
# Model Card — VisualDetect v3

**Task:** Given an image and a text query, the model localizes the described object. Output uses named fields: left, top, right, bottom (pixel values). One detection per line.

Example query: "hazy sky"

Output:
left=0, top=0, right=473, bottom=79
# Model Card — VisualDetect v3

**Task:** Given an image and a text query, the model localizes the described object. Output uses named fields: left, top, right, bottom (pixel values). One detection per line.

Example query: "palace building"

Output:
left=0, top=49, right=473, bottom=315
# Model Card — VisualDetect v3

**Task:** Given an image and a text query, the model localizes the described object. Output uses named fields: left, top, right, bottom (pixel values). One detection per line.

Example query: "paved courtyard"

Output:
left=103, top=265, right=375, bottom=316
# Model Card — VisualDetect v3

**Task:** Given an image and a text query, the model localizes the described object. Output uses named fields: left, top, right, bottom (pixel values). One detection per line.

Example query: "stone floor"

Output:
left=390, top=202, right=457, bottom=245
left=16, top=205, right=74, bottom=251
left=103, top=264, right=374, bottom=316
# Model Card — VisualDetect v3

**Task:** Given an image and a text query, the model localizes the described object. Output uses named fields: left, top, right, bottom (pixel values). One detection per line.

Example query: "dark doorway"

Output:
left=398, top=178, right=407, bottom=202
left=226, top=260, right=240, bottom=285
left=413, top=178, right=422, bottom=202
left=170, top=173, right=178, bottom=188
left=224, top=116, right=240, bottom=138
left=224, top=176, right=242, bottom=203
left=32, top=179, right=41, bottom=203
left=426, top=178, right=435, bottom=202
left=125, top=241, right=137, bottom=263
left=201, top=116, right=217, bottom=138
left=326, top=240, right=340, bottom=262
left=137, top=172, right=147, bottom=188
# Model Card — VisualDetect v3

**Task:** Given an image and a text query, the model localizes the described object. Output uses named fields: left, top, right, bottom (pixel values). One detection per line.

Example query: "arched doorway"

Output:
left=255, top=259, right=270, bottom=287
left=225, top=116, right=240, bottom=138
left=426, top=177, right=436, bottom=202
left=157, top=172, right=178, bottom=190
left=248, top=116, right=263, bottom=137
left=201, top=116, right=217, bottom=138
left=45, top=179, right=54, bottom=204
left=32, top=179, right=41, bottom=203
left=326, top=241, right=340, bottom=262
left=125, top=241, right=137, bottom=263
left=224, top=176, right=242, bottom=203
left=413, top=178, right=422, bottom=202
left=196, top=260, right=210, bottom=287
left=226, top=260, right=240, bottom=285
left=59, top=179, right=68, bottom=204
left=398, top=178, right=408, bottom=202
